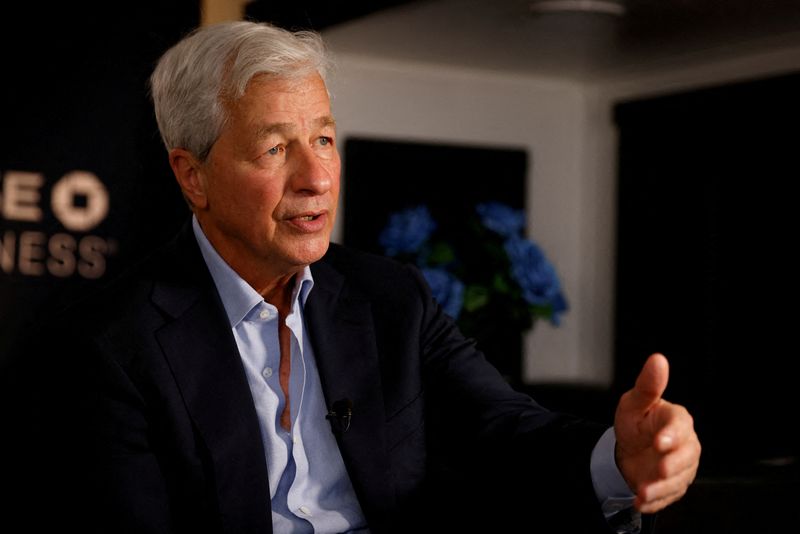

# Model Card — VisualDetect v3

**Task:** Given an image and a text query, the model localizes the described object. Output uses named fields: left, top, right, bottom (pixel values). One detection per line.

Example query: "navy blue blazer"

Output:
left=5, top=221, right=617, bottom=533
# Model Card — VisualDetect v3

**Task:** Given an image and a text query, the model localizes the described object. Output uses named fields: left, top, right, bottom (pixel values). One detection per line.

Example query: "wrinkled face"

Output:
left=194, top=73, right=340, bottom=282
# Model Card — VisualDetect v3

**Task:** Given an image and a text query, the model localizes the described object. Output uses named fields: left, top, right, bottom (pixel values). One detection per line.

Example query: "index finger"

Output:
left=652, top=402, right=694, bottom=452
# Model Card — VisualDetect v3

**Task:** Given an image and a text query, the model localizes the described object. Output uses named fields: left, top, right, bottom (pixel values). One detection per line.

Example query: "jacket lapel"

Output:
left=150, top=225, right=271, bottom=534
left=307, top=259, right=395, bottom=527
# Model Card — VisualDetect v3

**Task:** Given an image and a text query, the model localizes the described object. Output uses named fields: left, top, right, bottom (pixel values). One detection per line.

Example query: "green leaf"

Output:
left=530, top=303, right=553, bottom=321
left=492, top=273, right=512, bottom=294
left=463, top=285, right=490, bottom=312
left=427, top=241, right=456, bottom=265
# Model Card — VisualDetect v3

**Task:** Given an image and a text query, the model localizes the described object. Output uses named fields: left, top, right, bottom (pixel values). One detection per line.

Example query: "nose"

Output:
left=290, top=144, right=336, bottom=195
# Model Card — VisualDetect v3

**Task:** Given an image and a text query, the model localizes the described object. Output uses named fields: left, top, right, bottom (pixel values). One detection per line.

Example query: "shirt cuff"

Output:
left=590, top=427, right=636, bottom=518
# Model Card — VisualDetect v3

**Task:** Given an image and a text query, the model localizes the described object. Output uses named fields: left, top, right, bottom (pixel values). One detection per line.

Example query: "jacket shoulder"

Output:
left=319, top=242, right=427, bottom=300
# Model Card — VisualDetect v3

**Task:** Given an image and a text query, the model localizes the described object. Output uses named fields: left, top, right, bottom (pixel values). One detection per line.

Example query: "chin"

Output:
left=289, top=238, right=331, bottom=266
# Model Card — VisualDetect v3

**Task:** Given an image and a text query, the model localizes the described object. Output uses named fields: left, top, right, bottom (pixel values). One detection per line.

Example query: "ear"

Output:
left=169, top=148, right=208, bottom=209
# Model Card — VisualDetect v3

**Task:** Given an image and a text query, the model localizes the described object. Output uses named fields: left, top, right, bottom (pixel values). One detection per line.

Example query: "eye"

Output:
left=267, top=145, right=282, bottom=156
left=318, top=136, right=333, bottom=146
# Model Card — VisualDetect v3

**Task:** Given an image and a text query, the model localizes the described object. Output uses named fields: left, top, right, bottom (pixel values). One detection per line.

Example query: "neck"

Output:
left=193, top=217, right=303, bottom=314
left=257, top=272, right=297, bottom=316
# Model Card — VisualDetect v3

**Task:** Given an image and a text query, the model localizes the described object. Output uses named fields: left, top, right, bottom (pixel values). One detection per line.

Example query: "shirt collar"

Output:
left=191, top=215, right=315, bottom=327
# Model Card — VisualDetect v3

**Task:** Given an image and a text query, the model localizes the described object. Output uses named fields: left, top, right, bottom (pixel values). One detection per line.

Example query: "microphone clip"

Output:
left=326, top=398, right=353, bottom=434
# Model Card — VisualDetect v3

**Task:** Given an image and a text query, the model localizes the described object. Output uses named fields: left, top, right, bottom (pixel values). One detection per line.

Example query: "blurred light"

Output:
left=530, top=0, right=627, bottom=17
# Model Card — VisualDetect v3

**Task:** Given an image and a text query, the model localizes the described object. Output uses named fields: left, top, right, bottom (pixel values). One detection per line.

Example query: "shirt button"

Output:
left=298, top=505, right=311, bottom=516
left=292, top=434, right=299, bottom=444
left=259, top=309, right=271, bottom=320
left=261, top=367, right=273, bottom=378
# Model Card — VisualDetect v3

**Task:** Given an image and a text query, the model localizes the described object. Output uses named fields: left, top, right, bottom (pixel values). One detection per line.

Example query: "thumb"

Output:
left=628, top=353, right=669, bottom=412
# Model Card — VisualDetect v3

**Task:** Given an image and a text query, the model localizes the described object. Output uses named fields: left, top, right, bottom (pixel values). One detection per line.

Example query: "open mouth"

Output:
left=287, top=212, right=327, bottom=230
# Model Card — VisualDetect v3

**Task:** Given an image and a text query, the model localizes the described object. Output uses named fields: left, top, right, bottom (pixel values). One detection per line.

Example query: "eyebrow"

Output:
left=254, top=115, right=336, bottom=140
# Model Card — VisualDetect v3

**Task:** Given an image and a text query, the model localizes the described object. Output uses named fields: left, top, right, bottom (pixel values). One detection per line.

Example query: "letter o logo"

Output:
left=51, top=171, right=109, bottom=232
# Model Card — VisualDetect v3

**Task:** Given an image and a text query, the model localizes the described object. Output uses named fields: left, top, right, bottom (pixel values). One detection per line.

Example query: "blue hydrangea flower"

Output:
left=503, top=236, right=568, bottom=325
left=379, top=205, right=437, bottom=256
left=476, top=202, right=526, bottom=238
left=421, top=267, right=465, bottom=321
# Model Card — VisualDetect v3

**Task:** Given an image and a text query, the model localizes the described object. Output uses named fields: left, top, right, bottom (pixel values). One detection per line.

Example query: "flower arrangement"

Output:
left=378, top=202, right=568, bottom=342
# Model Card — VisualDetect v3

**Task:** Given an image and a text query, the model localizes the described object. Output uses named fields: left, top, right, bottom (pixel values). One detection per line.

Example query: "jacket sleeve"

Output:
left=404, top=263, right=619, bottom=533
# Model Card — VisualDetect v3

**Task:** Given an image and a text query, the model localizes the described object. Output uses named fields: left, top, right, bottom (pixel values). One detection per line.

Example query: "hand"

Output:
left=614, top=353, right=701, bottom=513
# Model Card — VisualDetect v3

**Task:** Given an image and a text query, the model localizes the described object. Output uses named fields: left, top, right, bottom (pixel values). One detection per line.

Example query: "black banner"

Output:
left=1, top=2, right=199, bottom=363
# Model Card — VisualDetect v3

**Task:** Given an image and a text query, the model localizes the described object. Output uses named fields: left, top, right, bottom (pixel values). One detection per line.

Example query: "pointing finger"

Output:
left=652, top=403, right=694, bottom=453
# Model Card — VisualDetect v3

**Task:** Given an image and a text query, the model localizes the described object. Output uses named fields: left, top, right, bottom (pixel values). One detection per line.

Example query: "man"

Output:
left=12, top=20, right=699, bottom=533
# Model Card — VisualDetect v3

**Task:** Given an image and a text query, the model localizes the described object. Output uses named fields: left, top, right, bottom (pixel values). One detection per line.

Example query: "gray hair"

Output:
left=150, top=20, right=331, bottom=161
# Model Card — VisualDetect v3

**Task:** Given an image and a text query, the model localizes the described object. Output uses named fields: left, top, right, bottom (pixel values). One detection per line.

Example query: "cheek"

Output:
left=207, top=157, right=281, bottom=206
left=330, top=172, right=341, bottom=196
left=328, top=159, right=342, bottom=194
left=217, top=175, right=283, bottom=214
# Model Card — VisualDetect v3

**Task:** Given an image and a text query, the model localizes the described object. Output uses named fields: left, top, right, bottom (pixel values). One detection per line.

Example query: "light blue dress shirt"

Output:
left=191, top=216, right=635, bottom=532
left=192, top=217, right=368, bottom=533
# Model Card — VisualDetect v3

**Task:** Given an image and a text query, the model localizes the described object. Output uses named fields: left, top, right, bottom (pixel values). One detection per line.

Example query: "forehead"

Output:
left=231, top=73, right=331, bottom=117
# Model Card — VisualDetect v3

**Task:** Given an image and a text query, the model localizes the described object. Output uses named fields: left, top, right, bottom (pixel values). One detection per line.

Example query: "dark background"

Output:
left=612, top=71, right=800, bottom=532
left=341, top=137, right=527, bottom=255
left=341, top=137, right=528, bottom=383
left=614, top=71, right=800, bottom=476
